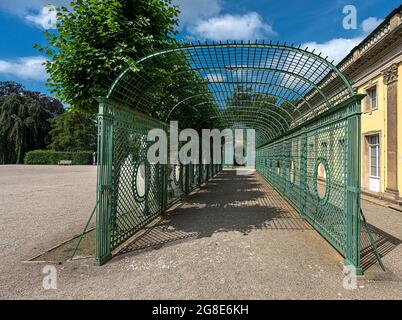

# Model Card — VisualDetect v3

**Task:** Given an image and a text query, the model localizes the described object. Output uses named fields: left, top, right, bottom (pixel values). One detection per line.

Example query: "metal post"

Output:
left=300, top=129, right=307, bottom=218
left=185, top=164, right=190, bottom=194
left=94, top=98, right=114, bottom=266
left=344, top=98, right=362, bottom=274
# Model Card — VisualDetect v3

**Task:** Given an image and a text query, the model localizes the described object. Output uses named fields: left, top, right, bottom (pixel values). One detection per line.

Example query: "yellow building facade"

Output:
left=339, top=5, right=402, bottom=204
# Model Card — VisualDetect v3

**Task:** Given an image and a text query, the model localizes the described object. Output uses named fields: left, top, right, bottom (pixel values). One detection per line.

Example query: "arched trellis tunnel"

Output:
left=95, top=42, right=365, bottom=273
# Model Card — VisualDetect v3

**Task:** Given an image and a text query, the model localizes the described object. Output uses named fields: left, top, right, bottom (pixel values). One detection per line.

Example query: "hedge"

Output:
left=24, top=150, right=94, bottom=165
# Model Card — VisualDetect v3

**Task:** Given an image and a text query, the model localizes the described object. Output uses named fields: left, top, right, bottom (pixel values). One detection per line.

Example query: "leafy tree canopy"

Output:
left=48, top=110, right=97, bottom=152
left=37, top=0, right=180, bottom=113
left=225, top=85, right=300, bottom=132
left=0, top=81, right=64, bottom=115
left=0, top=94, right=54, bottom=164
left=0, top=81, right=25, bottom=96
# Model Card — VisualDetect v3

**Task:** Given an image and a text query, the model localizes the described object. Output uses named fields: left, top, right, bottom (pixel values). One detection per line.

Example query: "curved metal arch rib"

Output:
left=164, top=99, right=295, bottom=144
left=106, top=42, right=355, bottom=146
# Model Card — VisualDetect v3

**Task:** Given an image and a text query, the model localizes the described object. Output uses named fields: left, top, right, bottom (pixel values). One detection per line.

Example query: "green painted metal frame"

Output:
left=95, top=42, right=364, bottom=272
left=256, top=95, right=364, bottom=272
left=106, top=41, right=355, bottom=147
left=95, top=97, right=221, bottom=265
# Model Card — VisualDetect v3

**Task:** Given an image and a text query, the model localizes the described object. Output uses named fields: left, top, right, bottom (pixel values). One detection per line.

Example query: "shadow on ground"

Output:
left=360, top=222, right=402, bottom=272
left=119, top=170, right=311, bottom=256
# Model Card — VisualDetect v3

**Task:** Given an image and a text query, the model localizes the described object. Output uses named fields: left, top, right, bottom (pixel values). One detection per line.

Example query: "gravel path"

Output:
left=0, top=165, right=96, bottom=298
left=0, top=166, right=401, bottom=299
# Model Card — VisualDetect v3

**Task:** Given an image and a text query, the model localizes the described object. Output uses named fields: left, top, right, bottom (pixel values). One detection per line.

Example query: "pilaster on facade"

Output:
left=382, top=63, right=399, bottom=85
left=382, top=63, right=399, bottom=199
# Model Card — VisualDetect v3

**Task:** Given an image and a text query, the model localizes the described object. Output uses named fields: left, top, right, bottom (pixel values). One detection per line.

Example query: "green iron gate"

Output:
left=256, top=97, right=363, bottom=272
left=95, top=99, right=221, bottom=265
left=95, top=42, right=363, bottom=273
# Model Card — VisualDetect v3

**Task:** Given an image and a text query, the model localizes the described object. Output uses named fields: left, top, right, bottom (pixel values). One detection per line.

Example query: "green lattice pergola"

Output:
left=95, top=42, right=364, bottom=273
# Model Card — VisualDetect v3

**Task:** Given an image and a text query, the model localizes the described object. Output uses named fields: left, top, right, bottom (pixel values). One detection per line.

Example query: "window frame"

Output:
left=368, top=134, right=380, bottom=178
left=366, top=85, right=378, bottom=111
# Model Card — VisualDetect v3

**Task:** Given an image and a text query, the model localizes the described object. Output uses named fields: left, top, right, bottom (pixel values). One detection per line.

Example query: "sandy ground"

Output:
left=0, top=166, right=401, bottom=299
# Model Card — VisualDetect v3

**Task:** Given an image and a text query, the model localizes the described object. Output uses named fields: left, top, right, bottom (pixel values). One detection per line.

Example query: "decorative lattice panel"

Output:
left=256, top=101, right=361, bottom=270
left=111, top=107, right=166, bottom=248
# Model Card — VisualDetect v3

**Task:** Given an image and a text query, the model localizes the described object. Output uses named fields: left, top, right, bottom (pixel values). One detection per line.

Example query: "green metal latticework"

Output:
left=256, top=98, right=363, bottom=270
left=95, top=42, right=364, bottom=273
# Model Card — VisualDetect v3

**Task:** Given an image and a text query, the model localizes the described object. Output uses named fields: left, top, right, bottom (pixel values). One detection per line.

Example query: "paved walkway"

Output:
left=1, top=168, right=401, bottom=299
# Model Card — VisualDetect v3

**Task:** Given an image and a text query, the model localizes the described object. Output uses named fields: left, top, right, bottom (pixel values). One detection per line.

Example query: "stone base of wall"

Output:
left=361, top=188, right=402, bottom=206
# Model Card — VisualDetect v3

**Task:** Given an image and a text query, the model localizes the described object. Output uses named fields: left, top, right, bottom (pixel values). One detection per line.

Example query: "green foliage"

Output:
left=146, top=60, right=219, bottom=130
left=227, top=85, right=277, bottom=109
left=48, top=110, right=97, bottom=151
left=225, top=85, right=295, bottom=131
left=0, top=81, right=64, bottom=115
left=0, top=93, right=54, bottom=164
left=37, top=0, right=180, bottom=113
left=24, top=150, right=93, bottom=165
left=0, top=81, right=25, bottom=95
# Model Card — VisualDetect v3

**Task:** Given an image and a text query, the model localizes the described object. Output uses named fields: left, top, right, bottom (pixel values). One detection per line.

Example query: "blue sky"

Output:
left=0, top=0, right=400, bottom=96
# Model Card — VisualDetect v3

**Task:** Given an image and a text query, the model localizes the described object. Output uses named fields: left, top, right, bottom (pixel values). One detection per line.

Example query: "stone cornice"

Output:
left=350, top=47, right=402, bottom=88
left=338, top=6, right=402, bottom=74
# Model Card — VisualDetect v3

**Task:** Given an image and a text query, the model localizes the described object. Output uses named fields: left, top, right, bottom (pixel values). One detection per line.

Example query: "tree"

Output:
left=37, top=0, right=179, bottom=113
left=0, top=82, right=65, bottom=164
left=0, top=81, right=64, bottom=115
left=25, top=92, right=64, bottom=116
left=223, top=85, right=299, bottom=138
left=226, top=85, right=278, bottom=119
left=0, top=94, right=53, bottom=164
left=0, top=81, right=25, bottom=96
left=48, top=111, right=97, bottom=151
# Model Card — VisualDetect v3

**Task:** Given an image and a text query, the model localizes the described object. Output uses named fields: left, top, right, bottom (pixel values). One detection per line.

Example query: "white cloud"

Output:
left=361, top=17, right=383, bottom=33
left=172, top=0, right=222, bottom=29
left=173, top=1, right=276, bottom=41
left=25, top=5, right=57, bottom=29
left=0, top=1, right=67, bottom=15
left=0, top=1, right=68, bottom=29
left=0, top=56, right=47, bottom=81
left=301, top=16, right=384, bottom=64
left=302, top=37, right=364, bottom=64
left=205, top=73, right=225, bottom=82
left=189, top=12, right=277, bottom=41
left=0, top=1, right=42, bottom=15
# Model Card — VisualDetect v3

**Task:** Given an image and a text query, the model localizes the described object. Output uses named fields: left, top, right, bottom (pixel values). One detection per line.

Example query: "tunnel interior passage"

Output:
left=95, top=42, right=364, bottom=273
left=119, top=170, right=313, bottom=255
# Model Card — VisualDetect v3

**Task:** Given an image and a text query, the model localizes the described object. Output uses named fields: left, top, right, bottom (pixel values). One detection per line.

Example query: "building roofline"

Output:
left=337, top=4, right=402, bottom=70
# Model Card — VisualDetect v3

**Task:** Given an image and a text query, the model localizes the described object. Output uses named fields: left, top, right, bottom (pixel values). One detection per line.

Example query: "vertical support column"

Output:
left=198, top=140, right=203, bottom=186
left=300, top=129, right=307, bottom=218
left=94, top=98, right=114, bottom=266
left=185, top=164, right=190, bottom=194
left=344, top=97, right=363, bottom=275
left=164, top=127, right=170, bottom=207
left=198, top=164, right=202, bottom=186
left=221, top=143, right=224, bottom=171
left=383, top=64, right=399, bottom=199
left=208, top=140, right=213, bottom=180
left=160, top=164, right=167, bottom=212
